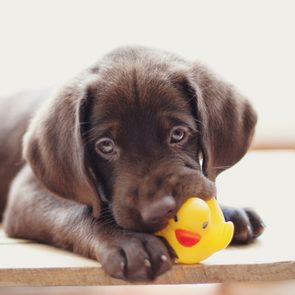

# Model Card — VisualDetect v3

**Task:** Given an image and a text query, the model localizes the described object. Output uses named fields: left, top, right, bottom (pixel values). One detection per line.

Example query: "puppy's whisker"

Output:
left=79, top=121, right=91, bottom=126
left=193, top=118, right=205, bottom=127
left=98, top=219, right=117, bottom=227
left=211, top=165, right=232, bottom=169
left=83, top=127, right=97, bottom=136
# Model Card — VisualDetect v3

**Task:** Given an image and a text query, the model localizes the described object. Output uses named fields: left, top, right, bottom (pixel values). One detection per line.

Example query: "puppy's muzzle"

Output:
left=140, top=195, right=176, bottom=225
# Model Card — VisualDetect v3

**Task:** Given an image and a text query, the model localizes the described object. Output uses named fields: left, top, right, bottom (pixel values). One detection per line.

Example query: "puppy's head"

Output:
left=23, top=47, right=257, bottom=232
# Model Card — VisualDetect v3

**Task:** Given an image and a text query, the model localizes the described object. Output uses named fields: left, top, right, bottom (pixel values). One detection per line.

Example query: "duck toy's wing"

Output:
left=206, top=198, right=234, bottom=250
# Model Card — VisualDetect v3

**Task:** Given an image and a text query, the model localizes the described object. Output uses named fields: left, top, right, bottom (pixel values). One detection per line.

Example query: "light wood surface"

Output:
left=0, top=151, right=294, bottom=286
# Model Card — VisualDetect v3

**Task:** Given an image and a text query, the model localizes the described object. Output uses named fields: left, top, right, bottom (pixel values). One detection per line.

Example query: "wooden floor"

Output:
left=0, top=151, right=295, bottom=286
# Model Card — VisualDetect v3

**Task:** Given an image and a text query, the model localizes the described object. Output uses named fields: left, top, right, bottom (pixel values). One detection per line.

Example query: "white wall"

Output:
left=0, top=0, right=294, bottom=147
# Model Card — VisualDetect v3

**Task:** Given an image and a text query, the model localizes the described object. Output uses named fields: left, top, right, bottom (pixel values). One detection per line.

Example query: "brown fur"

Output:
left=1, top=46, right=264, bottom=281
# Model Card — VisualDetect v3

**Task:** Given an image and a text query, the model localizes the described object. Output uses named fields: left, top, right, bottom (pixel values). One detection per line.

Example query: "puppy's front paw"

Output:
left=99, top=233, right=175, bottom=281
left=221, top=206, right=265, bottom=244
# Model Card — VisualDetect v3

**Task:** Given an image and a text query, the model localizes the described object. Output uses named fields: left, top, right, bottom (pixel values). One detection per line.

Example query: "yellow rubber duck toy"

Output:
left=156, top=197, right=234, bottom=264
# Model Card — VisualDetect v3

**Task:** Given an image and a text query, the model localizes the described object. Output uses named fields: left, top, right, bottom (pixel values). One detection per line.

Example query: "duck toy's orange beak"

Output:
left=175, top=229, right=201, bottom=247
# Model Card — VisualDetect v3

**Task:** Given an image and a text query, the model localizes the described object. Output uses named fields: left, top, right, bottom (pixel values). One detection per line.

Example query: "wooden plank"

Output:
left=0, top=262, right=294, bottom=287
left=0, top=151, right=294, bottom=286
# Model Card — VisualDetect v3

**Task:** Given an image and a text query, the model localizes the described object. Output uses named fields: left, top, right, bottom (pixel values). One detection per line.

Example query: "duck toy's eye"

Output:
left=174, top=215, right=178, bottom=222
left=202, top=221, right=209, bottom=229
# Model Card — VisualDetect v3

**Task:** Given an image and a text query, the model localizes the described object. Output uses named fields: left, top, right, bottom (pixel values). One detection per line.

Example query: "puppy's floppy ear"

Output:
left=184, top=64, right=257, bottom=181
left=23, top=74, right=102, bottom=217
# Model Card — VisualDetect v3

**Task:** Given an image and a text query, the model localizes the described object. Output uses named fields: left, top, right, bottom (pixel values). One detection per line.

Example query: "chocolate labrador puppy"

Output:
left=0, top=46, right=264, bottom=281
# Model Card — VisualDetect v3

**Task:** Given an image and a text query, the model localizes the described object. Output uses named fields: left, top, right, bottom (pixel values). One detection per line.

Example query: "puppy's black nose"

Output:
left=141, top=195, right=176, bottom=224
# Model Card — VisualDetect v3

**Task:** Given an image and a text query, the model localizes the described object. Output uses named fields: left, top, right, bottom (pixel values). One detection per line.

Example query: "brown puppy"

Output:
left=1, top=46, right=264, bottom=281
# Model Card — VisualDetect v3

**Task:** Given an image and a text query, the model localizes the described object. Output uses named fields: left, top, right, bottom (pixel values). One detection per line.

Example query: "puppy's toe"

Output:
left=244, top=208, right=265, bottom=238
left=140, top=234, right=175, bottom=278
left=222, top=206, right=265, bottom=244
left=120, top=237, right=153, bottom=281
left=99, top=247, right=126, bottom=280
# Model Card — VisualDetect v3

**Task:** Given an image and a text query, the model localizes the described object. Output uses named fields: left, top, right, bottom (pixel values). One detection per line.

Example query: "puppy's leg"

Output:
left=221, top=205, right=265, bottom=244
left=3, top=166, right=174, bottom=281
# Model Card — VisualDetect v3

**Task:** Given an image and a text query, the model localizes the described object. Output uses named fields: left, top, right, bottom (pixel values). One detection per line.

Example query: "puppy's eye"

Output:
left=95, top=138, right=115, bottom=158
left=169, top=126, right=187, bottom=144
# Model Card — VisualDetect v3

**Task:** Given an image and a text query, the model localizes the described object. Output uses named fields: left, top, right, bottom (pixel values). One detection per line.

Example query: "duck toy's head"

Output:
left=156, top=197, right=234, bottom=264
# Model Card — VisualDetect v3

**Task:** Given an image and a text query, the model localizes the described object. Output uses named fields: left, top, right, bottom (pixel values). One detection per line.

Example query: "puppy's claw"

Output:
left=144, top=259, right=151, bottom=267
left=120, top=261, right=125, bottom=271
left=161, top=254, right=168, bottom=262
